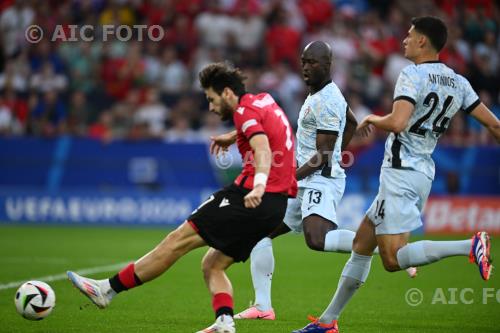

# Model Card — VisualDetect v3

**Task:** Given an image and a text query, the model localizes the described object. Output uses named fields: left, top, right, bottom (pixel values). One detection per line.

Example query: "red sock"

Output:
left=212, top=292, right=234, bottom=318
left=109, top=263, right=142, bottom=292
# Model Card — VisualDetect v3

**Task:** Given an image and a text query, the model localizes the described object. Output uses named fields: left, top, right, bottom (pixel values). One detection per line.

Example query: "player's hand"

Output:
left=210, top=132, right=236, bottom=156
left=356, top=115, right=373, bottom=137
left=244, top=184, right=265, bottom=208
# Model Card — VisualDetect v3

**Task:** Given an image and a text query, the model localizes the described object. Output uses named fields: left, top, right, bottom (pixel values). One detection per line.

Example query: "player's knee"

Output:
left=352, top=233, right=363, bottom=249
left=381, top=256, right=400, bottom=272
left=201, top=251, right=222, bottom=277
left=304, top=233, right=324, bottom=251
left=352, top=233, right=369, bottom=253
left=201, top=260, right=225, bottom=284
left=201, top=255, right=215, bottom=279
left=201, top=260, right=211, bottom=279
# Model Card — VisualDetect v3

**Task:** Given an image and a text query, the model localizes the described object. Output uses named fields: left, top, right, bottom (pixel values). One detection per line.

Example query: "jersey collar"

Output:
left=238, top=92, right=250, bottom=104
left=419, top=60, right=441, bottom=65
left=310, top=80, right=333, bottom=95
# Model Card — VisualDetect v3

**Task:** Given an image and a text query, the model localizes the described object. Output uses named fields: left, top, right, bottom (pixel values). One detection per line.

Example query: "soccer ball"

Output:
left=14, top=281, right=56, bottom=320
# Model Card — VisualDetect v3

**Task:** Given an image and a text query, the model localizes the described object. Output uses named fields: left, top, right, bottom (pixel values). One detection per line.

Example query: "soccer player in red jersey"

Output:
left=66, top=62, right=297, bottom=333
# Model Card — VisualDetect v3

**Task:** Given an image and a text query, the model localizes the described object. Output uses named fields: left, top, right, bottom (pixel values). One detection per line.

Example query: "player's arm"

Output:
left=244, top=134, right=271, bottom=208
left=341, top=107, right=358, bottom=151
left=296, top=131, right=337, bottom=181
left=358, top=100, right=414, bottom=133
left=209, top=130, right=237, bottom=155
left=469, top=103, right=500, bottom=143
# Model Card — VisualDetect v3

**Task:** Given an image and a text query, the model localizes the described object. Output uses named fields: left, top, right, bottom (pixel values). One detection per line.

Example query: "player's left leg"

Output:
left=375, top=232, right=410, bottom=272
left=67, top=221, right=206, bottom=309
left=301, top=180, right=417, bottom=277
left=301, top=177, right=357, bottom=254
left=302, top=214, right=355, bottom=252
left=197, top=248, right=236, bottom=333
left=292, top=215, right=377, bottom=333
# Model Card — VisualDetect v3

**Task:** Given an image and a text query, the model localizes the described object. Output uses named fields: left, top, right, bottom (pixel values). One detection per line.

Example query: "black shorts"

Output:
left=188, top=184, right=287, bottom=262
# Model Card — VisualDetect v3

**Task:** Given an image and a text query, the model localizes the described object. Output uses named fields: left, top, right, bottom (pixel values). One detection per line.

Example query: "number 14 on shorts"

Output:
left=375, top=199, right=385, bottom=219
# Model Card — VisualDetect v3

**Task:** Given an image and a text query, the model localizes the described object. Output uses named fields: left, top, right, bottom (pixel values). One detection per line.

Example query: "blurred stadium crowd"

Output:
left=0, top=0, right=498, bottom=147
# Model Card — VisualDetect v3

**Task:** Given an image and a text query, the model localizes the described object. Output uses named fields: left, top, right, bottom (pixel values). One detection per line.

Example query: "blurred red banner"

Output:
left=424, top=197, right=500, bottom=235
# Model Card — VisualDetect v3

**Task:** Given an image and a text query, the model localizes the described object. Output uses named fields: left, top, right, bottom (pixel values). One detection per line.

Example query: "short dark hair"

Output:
left=411, top=16, right=448, bottom=52
left=198, top=62, right=247, bottom=97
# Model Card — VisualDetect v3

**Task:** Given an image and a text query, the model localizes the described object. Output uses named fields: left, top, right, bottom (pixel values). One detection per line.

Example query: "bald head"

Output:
left=301, top=41, right=333, bottom=92
left=303, top=41, right=332, bottom=65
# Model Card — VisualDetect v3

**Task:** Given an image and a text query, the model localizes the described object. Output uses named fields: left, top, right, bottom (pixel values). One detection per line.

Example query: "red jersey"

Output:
left=233, top=93, right=297, bottom=197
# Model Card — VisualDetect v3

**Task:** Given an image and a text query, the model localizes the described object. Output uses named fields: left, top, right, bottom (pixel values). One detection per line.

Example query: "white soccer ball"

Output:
left=14, top=281, right=56, bottom=320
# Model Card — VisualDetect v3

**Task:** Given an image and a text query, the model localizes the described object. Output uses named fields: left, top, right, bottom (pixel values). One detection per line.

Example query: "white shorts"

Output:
left=366, top=167, right=432, bottom=235
left=284, top=175, right=345, bottom=233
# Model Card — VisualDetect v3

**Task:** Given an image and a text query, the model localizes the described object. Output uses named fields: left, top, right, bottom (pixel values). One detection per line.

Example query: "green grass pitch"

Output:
left=0, top=225, right=498, bottom=333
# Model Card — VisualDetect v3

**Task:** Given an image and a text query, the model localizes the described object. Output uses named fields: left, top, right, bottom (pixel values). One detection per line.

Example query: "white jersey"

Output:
left=296, top=81, right=347, bottom=179
left=383, top=61, right=480, bottom=179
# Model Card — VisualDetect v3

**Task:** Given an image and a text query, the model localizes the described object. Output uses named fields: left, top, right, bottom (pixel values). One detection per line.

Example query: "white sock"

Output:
left=100, top=279, right=116, bottom=300
left=250, top=237, right=274, bottom=311
left=319, top=251, right=372, bottom=323
left=397, top=240, right=470, bottom=269
left=216, top=314, right=235, bottom=328
left=324, top=230, right=355, bottom=252
left=324, top=229, right=379, bottom=254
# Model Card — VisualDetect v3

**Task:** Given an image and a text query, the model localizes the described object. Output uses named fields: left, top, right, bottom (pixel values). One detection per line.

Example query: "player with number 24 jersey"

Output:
left=383, top=61, right=479, bottom=180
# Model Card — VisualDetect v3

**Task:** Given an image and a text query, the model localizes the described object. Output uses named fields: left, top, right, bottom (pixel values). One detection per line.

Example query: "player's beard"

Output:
left=219, top=99, right=233, bottom=121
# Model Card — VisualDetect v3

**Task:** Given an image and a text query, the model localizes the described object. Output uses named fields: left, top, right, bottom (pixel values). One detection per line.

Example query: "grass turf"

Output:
left=0, top=224, right=498, bottom=333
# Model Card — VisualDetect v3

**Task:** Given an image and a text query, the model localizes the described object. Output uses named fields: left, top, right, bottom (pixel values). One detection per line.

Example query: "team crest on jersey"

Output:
left=303, top=106, right=312, bottom=118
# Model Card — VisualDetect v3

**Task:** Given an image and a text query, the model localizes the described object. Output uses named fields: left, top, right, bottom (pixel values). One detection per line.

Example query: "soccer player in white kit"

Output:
left=292, top=16, right=499, bottom=333
left=223, top=41, right=415, bottom=322
left=210, top=41, right=359, bottom=321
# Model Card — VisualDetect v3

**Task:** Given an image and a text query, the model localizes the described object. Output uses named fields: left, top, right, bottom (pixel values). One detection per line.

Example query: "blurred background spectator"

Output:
left=0, top=0, right=497, bottom=147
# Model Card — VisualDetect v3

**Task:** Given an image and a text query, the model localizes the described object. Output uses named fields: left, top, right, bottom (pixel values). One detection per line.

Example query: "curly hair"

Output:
left=198, top=62, right=247, bottom=97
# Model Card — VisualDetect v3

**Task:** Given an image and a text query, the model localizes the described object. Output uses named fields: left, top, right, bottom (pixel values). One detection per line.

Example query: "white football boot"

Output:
left=196, top=314, right=235, bottom=333
left=67, top=271, right=115, bottom=309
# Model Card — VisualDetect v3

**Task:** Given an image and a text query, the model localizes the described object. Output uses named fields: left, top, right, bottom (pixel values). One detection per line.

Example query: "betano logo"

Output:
left=424, top=197, right=500, bottom=235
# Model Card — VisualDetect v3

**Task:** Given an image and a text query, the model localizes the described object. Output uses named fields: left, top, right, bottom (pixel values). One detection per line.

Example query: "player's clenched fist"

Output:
left=244, top=185, right=265, bottom=208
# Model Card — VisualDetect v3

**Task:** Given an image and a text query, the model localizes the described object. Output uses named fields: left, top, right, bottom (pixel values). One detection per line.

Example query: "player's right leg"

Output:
left=292, top=216, right=377, bottom=333
left=196, top=248, right=236, bottom=333
left=67, top=221, right=206, bottom=308
left=235, top=193, right=299, bottom=321
left=198, top=186, right=287, bottom=332
left=234, top=220, right=291, bottom=320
